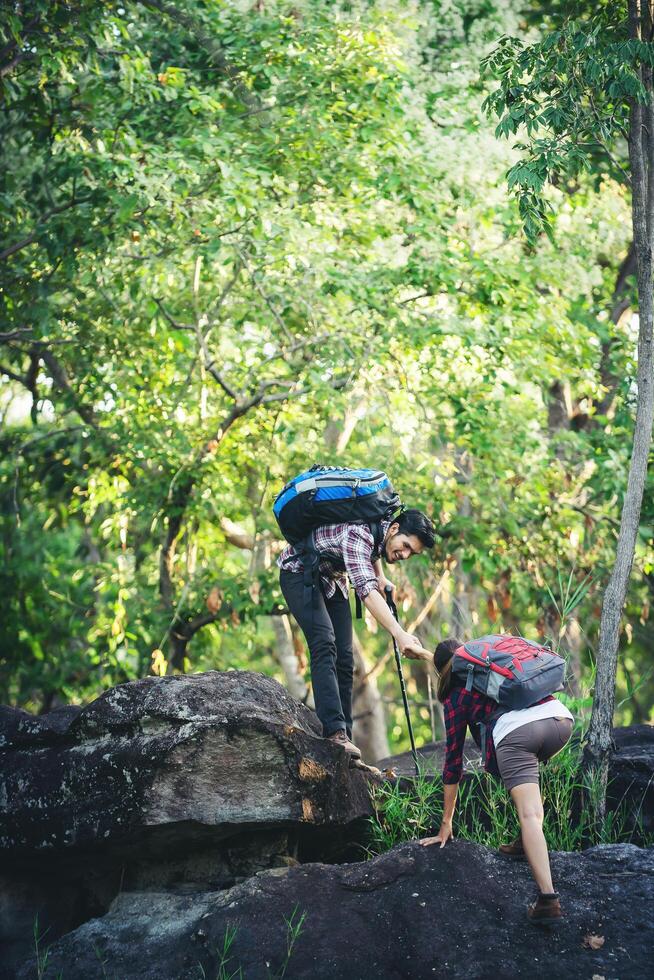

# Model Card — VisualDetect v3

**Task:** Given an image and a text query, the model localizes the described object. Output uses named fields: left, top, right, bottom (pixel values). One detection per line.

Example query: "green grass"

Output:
left=32, top=915, right=58, bottom=980
left=197, top=906, right=306, bottom=980
left=216, top=924, right=242, bottom=980
left=368, top=728, right=651, bottom=855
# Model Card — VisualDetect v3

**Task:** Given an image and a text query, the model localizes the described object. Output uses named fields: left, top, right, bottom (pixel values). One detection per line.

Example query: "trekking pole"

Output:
left=385, top=585, right=420, bottom=776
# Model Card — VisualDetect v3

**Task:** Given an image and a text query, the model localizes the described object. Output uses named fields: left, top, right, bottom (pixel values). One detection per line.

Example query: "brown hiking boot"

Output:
left=327, top=730, right=361, bottom=759
left=499, top=835, right=525, bottom=858
left=527, top=892, right=563, bottom=925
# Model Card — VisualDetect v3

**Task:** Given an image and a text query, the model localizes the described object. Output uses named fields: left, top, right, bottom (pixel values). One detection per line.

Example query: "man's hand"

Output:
left=418, top=821, right=453, bottom=849
left=363, top=590, right=432, bottom=662
left=397, top=630, right=432, bottom=662
left=377, top=574, right=396, bottom=602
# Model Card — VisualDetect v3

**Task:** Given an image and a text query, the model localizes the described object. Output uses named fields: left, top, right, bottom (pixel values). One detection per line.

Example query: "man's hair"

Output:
left=396, top=508, right=436, bottom=549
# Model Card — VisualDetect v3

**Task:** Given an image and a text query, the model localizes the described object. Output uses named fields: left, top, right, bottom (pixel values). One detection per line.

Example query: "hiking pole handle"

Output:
left=384, top=583, right=398, bottom=617
left=384, top=586, right=419, bottom=776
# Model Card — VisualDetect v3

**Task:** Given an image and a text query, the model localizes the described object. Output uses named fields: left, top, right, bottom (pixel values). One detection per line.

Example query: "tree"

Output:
left=2, top=1, right=650, bottom=761
left=482, top=0, right=654, bottom=816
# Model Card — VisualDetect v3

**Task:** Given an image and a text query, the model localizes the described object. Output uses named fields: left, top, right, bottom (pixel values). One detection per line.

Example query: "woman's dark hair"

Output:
left=396, top=508, right=436, bottom=549
left=434, top=637, right=462, bottom=703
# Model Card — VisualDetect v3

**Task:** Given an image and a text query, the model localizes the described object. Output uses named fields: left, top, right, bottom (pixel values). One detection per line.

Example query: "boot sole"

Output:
left=336, top=745, right=361, bottom=760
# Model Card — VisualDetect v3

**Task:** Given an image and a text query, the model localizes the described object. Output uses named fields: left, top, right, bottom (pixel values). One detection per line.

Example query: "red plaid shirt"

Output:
left=442, top=685, right=554, bottom=784
left=277, top=520, right=391, bottom=600
left=442, top=685, right=499, bottom=784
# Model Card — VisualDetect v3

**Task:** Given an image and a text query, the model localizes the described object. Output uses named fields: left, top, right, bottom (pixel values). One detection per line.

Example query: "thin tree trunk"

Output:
left=596, top=244, right=637, bottom=421
left=271, top=614, right=312, bottom=704
left=324, top=389, right=368, bottom=455
left=451, top=450, right=473, bottom=638
left=322, top=392, right=389, bottom=757
left=220, top=517, right=311, bottom=701
left=351, top=632, right=390, bottom=762
left=562, top=616, right=583, bottom=698
left=583, top=1, right=654, bottom=821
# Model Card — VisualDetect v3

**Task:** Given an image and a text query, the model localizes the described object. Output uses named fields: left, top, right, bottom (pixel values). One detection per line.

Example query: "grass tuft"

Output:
left=368, top=725, right=651, bottom=855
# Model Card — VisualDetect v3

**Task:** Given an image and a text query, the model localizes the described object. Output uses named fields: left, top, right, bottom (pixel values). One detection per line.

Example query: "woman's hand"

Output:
left=435, top=820, right=453, bottom=847
left=397, top=630, right=432, bottom=662
left=419, top=821, right=453, bottom=848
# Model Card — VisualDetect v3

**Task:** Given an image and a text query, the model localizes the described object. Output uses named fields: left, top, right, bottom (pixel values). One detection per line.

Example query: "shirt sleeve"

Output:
left=341, top=524, right=378, bottom=600
left=442, top=689, right=467, bottom=785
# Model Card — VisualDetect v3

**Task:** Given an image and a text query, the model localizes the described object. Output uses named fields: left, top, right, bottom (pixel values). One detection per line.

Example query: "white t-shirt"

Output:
left=493, top=698, right=574, bottom=747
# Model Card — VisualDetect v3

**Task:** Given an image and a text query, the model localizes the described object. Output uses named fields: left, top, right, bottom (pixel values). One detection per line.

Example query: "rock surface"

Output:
left=611, top=724, right=654, bottom=836
left=377, top=737, right=480, bottom=776
left=0, top=671, right=378, bottom=976
left=0, top=670, right=376, bottom=853
left=18, top=840, right=654, bottom=980
left=3, top=673, right=653, bottom=980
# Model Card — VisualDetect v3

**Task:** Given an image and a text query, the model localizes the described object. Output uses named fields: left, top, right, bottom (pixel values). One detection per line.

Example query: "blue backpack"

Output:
left=273, top=466, right=401, bottom=616
left=273, top=465, right=401, bottom=545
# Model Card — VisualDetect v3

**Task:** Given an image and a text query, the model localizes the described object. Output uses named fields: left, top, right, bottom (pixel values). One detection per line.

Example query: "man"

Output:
left=278, top=509, right=434, bottom=759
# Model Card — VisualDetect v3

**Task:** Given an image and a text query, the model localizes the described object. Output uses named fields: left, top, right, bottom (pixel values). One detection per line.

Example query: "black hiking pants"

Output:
left=280, top=569, right=354, bottom=739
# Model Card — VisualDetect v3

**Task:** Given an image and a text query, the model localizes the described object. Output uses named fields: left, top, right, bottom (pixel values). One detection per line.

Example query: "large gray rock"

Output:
left=0, top=670, right=375, bottom=852
left=611, top=724, right=654, bottom=836
left=0, top=671, right=377, bottom=976
left=17, top=840, right=654, bottom=980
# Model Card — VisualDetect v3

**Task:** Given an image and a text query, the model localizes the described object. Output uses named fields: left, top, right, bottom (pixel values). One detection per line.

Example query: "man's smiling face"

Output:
left=383, top=522, right=425, bottom=564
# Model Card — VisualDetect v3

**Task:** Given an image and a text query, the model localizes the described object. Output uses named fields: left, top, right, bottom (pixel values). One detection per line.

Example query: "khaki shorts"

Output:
left=495, top=717, right=573, bottom=791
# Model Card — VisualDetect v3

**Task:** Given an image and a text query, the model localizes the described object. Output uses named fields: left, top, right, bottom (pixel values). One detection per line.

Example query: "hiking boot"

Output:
left=527, top=892, right=563, bottom=925
left=499, top=835, right=525, bottom=858
left=327, top=730, right=361, bottom=759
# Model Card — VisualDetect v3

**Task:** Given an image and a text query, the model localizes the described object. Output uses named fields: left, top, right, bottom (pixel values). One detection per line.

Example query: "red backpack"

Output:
left=451, top=634, right=565, bottom=710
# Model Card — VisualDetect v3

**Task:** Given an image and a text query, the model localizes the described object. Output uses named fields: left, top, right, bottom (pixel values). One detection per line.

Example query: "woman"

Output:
left=419, top=637, right=574, bottom=924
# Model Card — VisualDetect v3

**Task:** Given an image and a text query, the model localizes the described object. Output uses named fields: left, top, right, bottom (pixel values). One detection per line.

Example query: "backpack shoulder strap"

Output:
left=353, top=522, right=383, bottom=619
left=370, top=520, right=384, bottom=556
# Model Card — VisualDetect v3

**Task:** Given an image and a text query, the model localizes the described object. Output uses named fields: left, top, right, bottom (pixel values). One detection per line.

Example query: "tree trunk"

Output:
left=220, top=517, right=311, bottom=702
left=324, top=389, right=368, bottom=455
left=271, top=614, right=312, bottom=705
left=596, top=244, right=637, bottom=422
left=322, top=391, right=389, bottom=757
left=450, top=450, right=473, bottom=638
left=561, top=616, right=583, bottom=698
left=351, top=632, right=390, bottom=762
left=583, top=1, right=654, bottom=822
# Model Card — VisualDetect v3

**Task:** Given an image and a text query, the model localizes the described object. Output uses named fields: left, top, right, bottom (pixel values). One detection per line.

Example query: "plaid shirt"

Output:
left=442, top=685, right=499, bottom=785
left=277, top=520, right=391, bottom=600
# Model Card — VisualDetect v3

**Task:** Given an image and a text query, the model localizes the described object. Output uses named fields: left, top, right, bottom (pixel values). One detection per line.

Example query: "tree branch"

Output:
left=0, top=362, right=27, bottom=386
left=153, top=297, right=194, bottom=330
left=0, top=195, right=93, bottom=262
left=138, top=0, right=257, bottom=109
left=234, top=245, right=293, bottom=342
left=220, top=517, right=255, bottom=550
left=0, top=50, right=32, bottom=79
left=39, top=348, right=98, bottom=429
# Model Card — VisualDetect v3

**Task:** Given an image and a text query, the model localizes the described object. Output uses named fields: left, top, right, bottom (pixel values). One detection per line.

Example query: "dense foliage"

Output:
left=1, top=0, right=652, bottom=747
